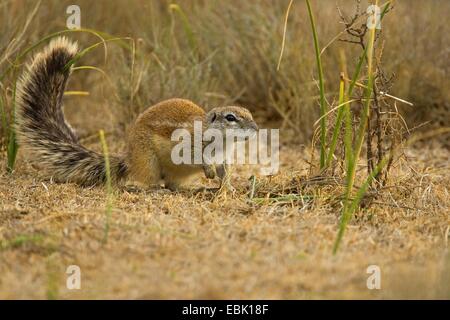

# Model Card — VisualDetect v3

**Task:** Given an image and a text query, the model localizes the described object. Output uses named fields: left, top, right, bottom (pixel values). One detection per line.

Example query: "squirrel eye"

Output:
left=225, top=114, right=237, bottom=122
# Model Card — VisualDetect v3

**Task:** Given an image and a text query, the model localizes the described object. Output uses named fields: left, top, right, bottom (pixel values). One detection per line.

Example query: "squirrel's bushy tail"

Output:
left=16, top=37, right=127, bottom=185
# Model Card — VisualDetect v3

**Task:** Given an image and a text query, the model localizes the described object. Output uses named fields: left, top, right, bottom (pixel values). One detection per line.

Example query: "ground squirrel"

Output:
left=15, top=37, right=258, bottom=191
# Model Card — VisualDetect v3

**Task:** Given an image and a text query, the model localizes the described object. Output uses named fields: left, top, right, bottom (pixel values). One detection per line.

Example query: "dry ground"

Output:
left=0, top=141, right=449, bottom=299
left=0, top=0, right=449, bottom=300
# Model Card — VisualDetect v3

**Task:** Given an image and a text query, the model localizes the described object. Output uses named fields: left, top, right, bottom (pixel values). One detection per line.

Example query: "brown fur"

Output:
left=127, top=99, right=208, bottom=190
left=16, top=37, right=258, bottom=191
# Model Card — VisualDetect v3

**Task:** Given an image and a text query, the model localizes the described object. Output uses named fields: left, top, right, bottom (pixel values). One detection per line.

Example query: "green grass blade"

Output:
left=305, top=0, right=327, bottom=169
left=347, top=47, right=368, bottom=100
left=0, top=94, right=8, bottom=139
left=7, top=73, right=18, bottom=172
left=0, top=28, right=108, bottom=82
left=325, top=73, right=346, bottom=167
left=347, top=158, right=389, bottom=215
left=333, top=109, right=444, bottom=255
left=346, top=2, right=391, bottom=105
left=7, top=130, right=17, bottom=172
left=99, top=130, right=114, bottom=244
left=343, top=79, right=354, bottom=176
left=64, top=37, right=130, bottom=71
left=333, top=0, right=383, bottom=254
left=352, top=18, right=377, bottom=175
left=169, top=4, right=197, bottom=52
left=333, top=155, right=388, bottom=253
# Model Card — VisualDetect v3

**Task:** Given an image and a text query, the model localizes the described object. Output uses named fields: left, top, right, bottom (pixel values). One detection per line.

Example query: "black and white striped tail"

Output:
left=15, top=37, right=127, bottom=185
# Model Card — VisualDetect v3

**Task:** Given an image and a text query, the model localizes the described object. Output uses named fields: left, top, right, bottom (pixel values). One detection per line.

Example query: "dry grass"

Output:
left=1, top=142, right=449, bottom=299
left=1, top=1, right=449, bottom=144
left=0, top=0, right=449, bottom=299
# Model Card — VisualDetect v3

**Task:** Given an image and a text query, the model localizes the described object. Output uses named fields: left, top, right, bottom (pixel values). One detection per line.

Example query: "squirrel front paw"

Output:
left=203, top=164, right=216, bottom=179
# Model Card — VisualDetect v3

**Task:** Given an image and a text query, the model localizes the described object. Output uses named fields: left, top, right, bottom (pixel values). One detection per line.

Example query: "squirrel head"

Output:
left=205, top=106, right=258, bottom=137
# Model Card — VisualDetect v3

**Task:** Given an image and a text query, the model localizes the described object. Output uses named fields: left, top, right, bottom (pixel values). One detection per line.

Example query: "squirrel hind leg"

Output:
left=126, top=150, right=162, bottom=188
left=163, top=166, right=202, bottom=191
left=164, top=174, right=190, bottom=191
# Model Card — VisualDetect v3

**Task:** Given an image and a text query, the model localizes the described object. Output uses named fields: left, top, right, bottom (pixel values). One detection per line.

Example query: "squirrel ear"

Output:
left=207, top=112, right=216, bottom=123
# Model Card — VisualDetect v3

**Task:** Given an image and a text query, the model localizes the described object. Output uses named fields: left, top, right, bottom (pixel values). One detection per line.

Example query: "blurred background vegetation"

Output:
left=1, top=0, right=449, bottom=148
